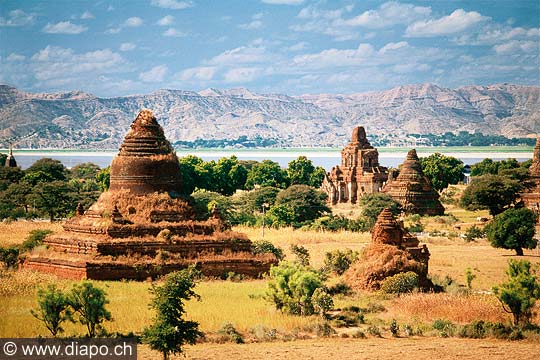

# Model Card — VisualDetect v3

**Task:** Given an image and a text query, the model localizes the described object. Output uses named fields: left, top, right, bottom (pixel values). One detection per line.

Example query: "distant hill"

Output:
left=0, top=83, right=538, bottom=149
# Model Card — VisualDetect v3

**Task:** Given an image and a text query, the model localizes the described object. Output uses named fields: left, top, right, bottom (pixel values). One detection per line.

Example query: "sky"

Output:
left=0, top=0, right=538, bottom=97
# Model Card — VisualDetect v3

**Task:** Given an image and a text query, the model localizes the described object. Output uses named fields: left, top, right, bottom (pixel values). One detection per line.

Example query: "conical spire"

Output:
left=530, top=136, right=540, bottom=176
left=4, top=143, right=17, bottom=168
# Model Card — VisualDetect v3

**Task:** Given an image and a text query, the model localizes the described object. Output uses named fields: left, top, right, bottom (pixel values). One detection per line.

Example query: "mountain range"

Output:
left=0, top=83, right=538, bottom=149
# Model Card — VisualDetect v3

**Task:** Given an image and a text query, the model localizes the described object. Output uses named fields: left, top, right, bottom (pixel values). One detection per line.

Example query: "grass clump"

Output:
left=380, top=271, right=419, bottom=294
left=217, top=322, right=244, bottom=344
left=432, top=319, right=456, bottom=337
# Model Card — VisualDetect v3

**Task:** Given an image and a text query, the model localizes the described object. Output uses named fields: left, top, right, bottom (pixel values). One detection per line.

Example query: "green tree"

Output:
left=245, top=160, right=288, bottom=189
left=359, top=193, right=402, bottom=229
left=69, top=282, right=112, bottom=337
left=3, top=181, right=32, bottom=213
left=485, top=207, right=536, bottom=256
left=70, top=162, right=101, bottom=180
left=251, top=240, right=284, bottom=261
left=266, top=262, right=325, bottom=315
left=419, top=153, right=464, bottom=191
left=274, top=185, right=329, bottom=225
left=470, top=158, right=520, bottom=177
left=493, top=260, right=540, bottom=326
left=290, top=244, right=310, bottom=266
left=25, top=158, right=67, bottom=182
left=0, top=166, right=23, bottom=191
left=212, top=156, right=248, bottom=195
left=31, top=284, right=72, bottom=337
left=286, top=156, right=326, bottom=187
left=95, top=167, right=110, bottom=192
left=465, top=268, right=476, bottom=289
left=460, top=175, right=523, bottom=215
left=142, top=268, right=203, bottom=360
left=30, top=181, right=76, bottom=221
left=322, top=249, right=359, bottom=275
left=234, top=186, right=280, bottom=213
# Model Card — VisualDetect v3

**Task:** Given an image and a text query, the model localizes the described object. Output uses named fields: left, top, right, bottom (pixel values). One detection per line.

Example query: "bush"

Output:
left=274, top=185, right=330, bottom=225
left=31, top=284, right=72, bottom=337
left=359, top=193, right=402, bottom=230
left=0, top=246, right=20, bottom=268
left=432, top=319, right=456, bottom=337
left=367, top=325, right=382, bottom=337
left=217, top=322, right=244, bottom=344
left=312, top=287, right=333, bottom=318
left=20, top=229, right=53, bottom=253
left=322, top=249, right=359, bottom=275
left=266, top=262, right=325, bottom=316
left=290, top=244, right=310, bottom=266
left=390, top=319, right=399, bottom=337
left=458, top=320, right=488, bottom=339
left=309, top=215, right=368, bottom=232
left=326, top=281, right=352, bottom=296
left=380, top=271, right=419, bottom=294
left=251, top=240, right=284, bottom=261
left=69, top=282, right=112, bottom=337
left=464, top=225, right=485, bottom=242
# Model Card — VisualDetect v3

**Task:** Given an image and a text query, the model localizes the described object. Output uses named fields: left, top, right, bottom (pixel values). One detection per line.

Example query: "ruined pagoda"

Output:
left=382, top=149, right=444, bottom=215
left=321, top=126, right=388, bottom=204
left=25, top=109, right=277, bottom=280
left=521, top=136, right=540, bottom=212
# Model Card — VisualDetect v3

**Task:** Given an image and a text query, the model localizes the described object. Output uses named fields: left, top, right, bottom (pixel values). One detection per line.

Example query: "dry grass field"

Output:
left=1, top=213, right=539, bottom=358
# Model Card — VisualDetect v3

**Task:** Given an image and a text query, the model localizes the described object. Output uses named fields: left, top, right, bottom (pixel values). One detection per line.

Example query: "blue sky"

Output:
left=0, top=0, right=538, bottom=96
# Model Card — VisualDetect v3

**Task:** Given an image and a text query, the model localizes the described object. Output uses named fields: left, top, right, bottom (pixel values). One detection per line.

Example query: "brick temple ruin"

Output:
left=24, top=109, right=277, bottom=280
left=521, top=136, right=540, bottom=214
left=345, top=208, right=431, bottom=290
left=382, top=149, right=444, bottom=215
left=321, top=126, right=388, bottom=204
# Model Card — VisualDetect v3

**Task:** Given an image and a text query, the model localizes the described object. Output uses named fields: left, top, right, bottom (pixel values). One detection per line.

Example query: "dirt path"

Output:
left=139, top=337, right=540, bottom=360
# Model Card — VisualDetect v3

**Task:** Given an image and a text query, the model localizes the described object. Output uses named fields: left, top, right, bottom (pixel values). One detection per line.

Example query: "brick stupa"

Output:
left=521, top=136, right=540, bottom=213
left=24, top=110, right=277, bottom=280
left=382, top=149, right=444, bottom=215
left=321, top=126, right=388, bottom=204
left=344, top=208, right=431, bottom=290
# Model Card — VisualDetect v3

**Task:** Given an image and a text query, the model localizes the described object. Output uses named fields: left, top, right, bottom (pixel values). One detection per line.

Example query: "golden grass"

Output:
left=0, top=220, right=62, bottom=247
left=388, top=293, right=510, bottom=324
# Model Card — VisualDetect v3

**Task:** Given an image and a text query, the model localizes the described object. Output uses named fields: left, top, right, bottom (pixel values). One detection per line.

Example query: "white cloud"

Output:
left=239, top=20, right=263, bottom=30
left=162, top=28, right=185, bottom=37
left=207, top=46, right=271, bottom=65
left=223, top=67, right=260, bottom=83
left=379, top=41, right=409, bottom=54
left=293, top=43, right=375, bottom=68
left=139, top=65, right=168, bottom=82
left=31, top=46, right=127, bottom=81
left=406, top=9, right=489, bottom=37
left=80, top=11, right=94, bottom=19
left=286, top=42, right=308, bottom=51
left=0, top=9, right=34, bottom=27
left=6, top=53, right=26, bottom=62
left=124, top=17, right=144, bottom=27
left=105, top=27, right=121, bottom=34
left=43, top=21, right=88, bottom=34
left=178, top=66, right=216, bottom=81
left=119, top=43, right=136, bottom=51
left=262, top=0, right=304, bottom=4
left=493, top=40, right=538, bottom=54
left=151, top=0, right=192, bottom=10
left=157, top=15, right=175, bottom=26
left=290, top=4, right=357, bottom=41
left=343, top=1, right=431, bottom=28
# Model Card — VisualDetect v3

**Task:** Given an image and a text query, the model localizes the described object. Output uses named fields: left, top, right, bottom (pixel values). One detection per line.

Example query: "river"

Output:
left=4, top=147, right=533, bottom=170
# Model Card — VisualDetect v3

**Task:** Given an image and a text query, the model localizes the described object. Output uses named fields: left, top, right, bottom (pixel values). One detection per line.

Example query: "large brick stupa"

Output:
left=24, top=110, right=277, bottom=280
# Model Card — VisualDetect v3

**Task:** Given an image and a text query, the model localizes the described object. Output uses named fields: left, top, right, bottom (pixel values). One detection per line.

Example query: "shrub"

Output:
left=142, top=267, right=203, bottom=359
left=326, top=281, right=352, bottom=296
left=20, top=229, right=53, bottom=253
left=31, top=284, right=72, bottom=337
left=69, top=282, right=112, bottom=337
left=322, top=249, right=358, bottom=275
left=217, top=322, right=244, bottom=344
left=464, top=225, right=485, bottom=242
left=266, top=262, right=325, bottom=315
left=290, top=244, right=310, bottom=266
left=367, top=325, right=382, bottom=337
left=312, top=287, right=333, bottom=318
left=465, top=268, right=476, bottom=290
left=251, top=240, right=284, bottom=261
left=359, top=193, right=402, bottom=230
left=380, top=271, right=419, bottom=294
left=0, top=246, right=20, bottom=268
left=432, top=319, right=456, bottom=337
left=390, top=319, right=399, bottom=337
left=314, top=322, right=336, bottom=337
left=493, top=259, right=540, bottom=326
left=458, top=320, right=489, bottom=339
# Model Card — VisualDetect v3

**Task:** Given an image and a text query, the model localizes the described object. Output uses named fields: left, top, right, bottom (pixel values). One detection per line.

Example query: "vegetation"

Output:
left=266, top=262, right=325, bottom=316
left=322, top=249, right=358, bottom=275
left=31, top=284, right=72, bottom=337
left=69, top=282, right=112, bottom=337
left=251, top=240, right=284, bottom=261
left=359, top=193, right=402, bottom=229
left=493, top=260, right=540, bottom=326
left=460, top=174, right=523, bottom=215
left=410, top=131, right=535, bottom=147
left=419, top=153, right=464, bottom=191
left=142, top=268, right=203, bottom=360
left=380, top=271, right=420, bottom=294
left=485, top=208, right=536, bottom=256
left=286, top=156, right=325, bottom=188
